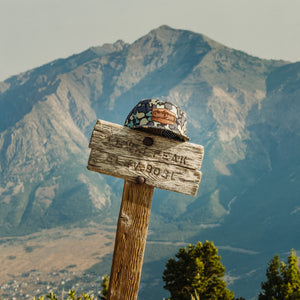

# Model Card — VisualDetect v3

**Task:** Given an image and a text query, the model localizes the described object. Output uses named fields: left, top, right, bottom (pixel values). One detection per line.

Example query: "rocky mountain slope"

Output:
left=0, top=25, right=299, bottom=299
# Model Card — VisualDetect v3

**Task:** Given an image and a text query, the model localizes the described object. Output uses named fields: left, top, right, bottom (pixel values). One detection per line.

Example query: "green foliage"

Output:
left=259, top=249, right=300, bottom=299
left=46, top=292, right=58, bottom=300
left=162, top=241, right=234, bottom=300
left=33, top=290, right=95, bottom=300
left=190, top=290, right=200, bottom=300
left=99, top=274, right=109, bottom=300
left=259, top=254, right=283, bottom=299
left=29, top=275, right=109, bottom=300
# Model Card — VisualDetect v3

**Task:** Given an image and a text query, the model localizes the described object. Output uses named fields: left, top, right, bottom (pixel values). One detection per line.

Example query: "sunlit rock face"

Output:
left=0, top=25, right=299, bottom=299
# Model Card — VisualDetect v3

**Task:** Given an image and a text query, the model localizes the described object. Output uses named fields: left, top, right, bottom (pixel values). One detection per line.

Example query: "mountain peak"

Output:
left=152, top=24, right=174, bottom=32
left=90, top=39, right=128, bottom=56
left=147, top=24, right=225, bottom=51
left=0, top=26, right=299, bottom=300
left=149, top=24, right=193, bottom=38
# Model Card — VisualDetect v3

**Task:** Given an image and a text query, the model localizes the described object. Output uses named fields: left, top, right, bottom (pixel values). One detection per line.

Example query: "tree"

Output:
left=259, top=249, right=300, bottom=299
left=162, top=241, right=234, bottom=300
left=280, top=249, right=300, bottom=299
left=259, top=254, right=284, bottom=299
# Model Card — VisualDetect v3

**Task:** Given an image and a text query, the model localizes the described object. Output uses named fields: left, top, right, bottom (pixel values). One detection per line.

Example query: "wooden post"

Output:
left=87, top=119, right=204, bottom=300
left=107, top=180, right=154, bottom=299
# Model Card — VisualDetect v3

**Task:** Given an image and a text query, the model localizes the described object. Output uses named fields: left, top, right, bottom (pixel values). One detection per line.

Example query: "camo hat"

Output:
left=124, top=99, right=189, bottom=141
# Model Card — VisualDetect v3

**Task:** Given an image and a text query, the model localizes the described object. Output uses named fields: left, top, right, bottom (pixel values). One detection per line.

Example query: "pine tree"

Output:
left=259, top=249, right=300, bottom=299
left=162, top=241, right=234, bottom=300
left=280, top=249, right=300, bottom=299
left=259, top=254, right=283, bottom=299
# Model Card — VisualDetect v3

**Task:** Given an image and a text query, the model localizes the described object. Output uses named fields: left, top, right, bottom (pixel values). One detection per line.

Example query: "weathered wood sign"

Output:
left=87, top=115, right=204, bottom=300
left=88, top=119, right=204, bottom=196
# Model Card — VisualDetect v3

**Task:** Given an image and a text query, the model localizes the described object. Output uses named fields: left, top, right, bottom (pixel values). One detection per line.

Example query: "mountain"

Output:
left=0, top=25, right=299, bottom=299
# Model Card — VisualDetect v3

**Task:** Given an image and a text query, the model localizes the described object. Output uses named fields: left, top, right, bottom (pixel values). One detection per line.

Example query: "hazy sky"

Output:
left=1, top=0, right=300, bottom=81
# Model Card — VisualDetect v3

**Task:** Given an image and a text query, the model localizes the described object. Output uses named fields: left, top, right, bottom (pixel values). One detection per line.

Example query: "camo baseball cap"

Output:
left=124, top=99, right=189, bottom=141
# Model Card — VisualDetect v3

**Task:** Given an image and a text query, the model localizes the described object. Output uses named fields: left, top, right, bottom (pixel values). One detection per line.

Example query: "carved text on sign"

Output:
left=91, top=153, right=184, bottom=182
left=87, top=120, right=204, bottom=196
left=129, top=160, right=183, bottom=181
left=107, top=135, right=189, bottom=166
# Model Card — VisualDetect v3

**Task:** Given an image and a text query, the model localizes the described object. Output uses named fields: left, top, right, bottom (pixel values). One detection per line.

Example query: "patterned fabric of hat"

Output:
left=124, top=99, right=189, bottom=141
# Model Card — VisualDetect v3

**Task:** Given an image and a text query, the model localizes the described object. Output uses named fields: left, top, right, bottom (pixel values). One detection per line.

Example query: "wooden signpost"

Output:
left=87, top=119, right=204, bottom=300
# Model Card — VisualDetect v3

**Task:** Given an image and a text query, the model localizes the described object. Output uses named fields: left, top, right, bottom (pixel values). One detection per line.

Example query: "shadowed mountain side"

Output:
left=0, top=25, right=299, bottom=299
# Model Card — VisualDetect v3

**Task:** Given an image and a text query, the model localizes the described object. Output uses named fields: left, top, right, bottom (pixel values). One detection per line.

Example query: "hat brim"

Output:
left=132, top=125, right=189, bottom=142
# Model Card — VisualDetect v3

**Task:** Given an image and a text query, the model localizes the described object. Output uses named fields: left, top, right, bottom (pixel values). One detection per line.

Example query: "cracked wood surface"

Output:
left=87, top=119, right=204, bottom=300
left=87, top=119, right=204, bottom=196
left=107, top=180, right=154, bottom=300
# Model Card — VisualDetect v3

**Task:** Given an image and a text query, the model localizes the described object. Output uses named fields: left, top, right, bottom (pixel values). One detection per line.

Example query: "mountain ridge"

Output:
left=0, top=25, right=299, bottom=299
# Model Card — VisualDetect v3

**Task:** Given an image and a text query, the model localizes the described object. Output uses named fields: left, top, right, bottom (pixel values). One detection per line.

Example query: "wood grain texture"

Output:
left=87, top=119, right=205, bottom=299
left=87, top=120, right=204, bottom=196
left=107, top=180, right=154, bottom=300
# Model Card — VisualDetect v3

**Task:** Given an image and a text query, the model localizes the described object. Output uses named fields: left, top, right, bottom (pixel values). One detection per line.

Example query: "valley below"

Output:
left=0, top=225, right=115, bottom=299
left=1, top=25, right=299, bottom=300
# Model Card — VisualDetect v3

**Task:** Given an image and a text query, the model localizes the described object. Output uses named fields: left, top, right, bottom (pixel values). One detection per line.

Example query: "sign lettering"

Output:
left=107, top=135, right=189, bottom=166
left=87, top=120, right=204, bottom=196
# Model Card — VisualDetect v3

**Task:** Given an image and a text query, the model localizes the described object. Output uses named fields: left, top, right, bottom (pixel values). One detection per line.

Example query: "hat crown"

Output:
left=124, top=99, right=189, bottom=142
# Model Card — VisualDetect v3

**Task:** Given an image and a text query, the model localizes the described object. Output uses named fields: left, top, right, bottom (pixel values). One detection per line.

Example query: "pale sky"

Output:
left=1, top=0, right=300, bottom=81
